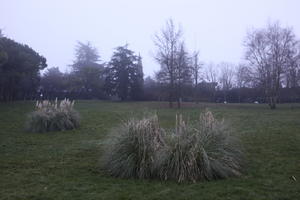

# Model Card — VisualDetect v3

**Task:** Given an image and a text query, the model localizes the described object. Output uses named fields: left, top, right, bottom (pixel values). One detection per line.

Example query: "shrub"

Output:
left=26, top=98, right=80, bottom=133
left=101, top=110, right=243, bottom=183
left=101, top=114, right=165, bottom=179
left=157, top=111, right=243, bottom=182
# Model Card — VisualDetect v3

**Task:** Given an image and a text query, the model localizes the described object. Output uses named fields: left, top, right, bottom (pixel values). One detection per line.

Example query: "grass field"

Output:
left=0, top=101, right=299, bottom=200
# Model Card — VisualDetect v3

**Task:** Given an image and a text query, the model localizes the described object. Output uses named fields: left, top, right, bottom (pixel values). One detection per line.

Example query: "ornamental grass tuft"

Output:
left=157, top=111, right=243, bottom=182
left=102, top=114, right=165, bottom=179
left=101, top=110, right=243, bottom=183
left=26, top=98, right=80, bottom=133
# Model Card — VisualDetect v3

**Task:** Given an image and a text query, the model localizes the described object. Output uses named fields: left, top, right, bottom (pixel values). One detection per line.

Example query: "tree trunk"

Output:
left=268, top=96, right=277, bottom=109
left=169, top=100, right=173, bottom=108
left=224, top=91, right=227, bottom=102
left=169, top=89, right=173, bottom=108
left=194, top=85, right=199, bottom=104
left=177, top=98, right=181, bottom=109
left=169, top=78, right=174, bottom=108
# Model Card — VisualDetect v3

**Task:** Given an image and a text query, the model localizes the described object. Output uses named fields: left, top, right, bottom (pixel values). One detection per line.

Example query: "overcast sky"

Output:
left=1, top=0, right=300, bottom=76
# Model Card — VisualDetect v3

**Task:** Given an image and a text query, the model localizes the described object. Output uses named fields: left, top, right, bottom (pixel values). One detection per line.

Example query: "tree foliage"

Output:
left=70, top=41, right=105, bottom=99
left=105, top=45, right=144, bottom=101
left=41, top=67, right=66, bottom=99
left=73, top=41, right=100, bottom=70
left=0, top=37, right=47, bottom=101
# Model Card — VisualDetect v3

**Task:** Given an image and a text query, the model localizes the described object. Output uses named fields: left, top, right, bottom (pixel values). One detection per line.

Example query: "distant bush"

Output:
left=101, top=114, right=165, bottom=179
left=101, top=110, right=243, bottom=183
left=26, top=98, right=80, bottom=133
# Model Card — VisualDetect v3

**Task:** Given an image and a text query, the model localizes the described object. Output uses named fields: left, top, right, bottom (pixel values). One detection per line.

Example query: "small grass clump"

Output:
left=101, top=110, right=243, bottom=183
left=102, top=114, right=165, bottom=179
left=26, top=98, right=80, bottom=133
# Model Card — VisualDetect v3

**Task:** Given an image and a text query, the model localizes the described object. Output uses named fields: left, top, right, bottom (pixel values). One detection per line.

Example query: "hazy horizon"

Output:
left=1, top=0, right=300, bottom=76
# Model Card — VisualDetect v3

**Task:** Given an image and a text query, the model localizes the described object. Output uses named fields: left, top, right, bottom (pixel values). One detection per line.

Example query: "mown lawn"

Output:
left=0, top=101, right=299, bottom=200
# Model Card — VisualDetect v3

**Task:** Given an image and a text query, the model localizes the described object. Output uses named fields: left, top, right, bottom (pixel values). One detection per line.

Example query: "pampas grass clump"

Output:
left=102, top=114, right=165, bottom=179
left=157, top=111, right=243, bottom=182
left=101, top=110, right=243, bottom=183
left=26, top=98, right=80, bottom=133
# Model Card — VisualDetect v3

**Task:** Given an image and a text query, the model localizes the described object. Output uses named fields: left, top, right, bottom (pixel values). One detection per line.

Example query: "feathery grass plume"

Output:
left=157, top=110, right=243, bottom=183
left=196, top=110, right=243, bottom=180
left=101, top=114, right=165, bottom=179
left=26, top=98, right=80, bottom=133
left=155, top=114, right=201, bottom=182
left=101, top=110, right=243, bottom=182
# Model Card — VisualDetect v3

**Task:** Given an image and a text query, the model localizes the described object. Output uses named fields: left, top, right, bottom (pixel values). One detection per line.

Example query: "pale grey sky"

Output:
left=1, top=0, right=300, bottom=76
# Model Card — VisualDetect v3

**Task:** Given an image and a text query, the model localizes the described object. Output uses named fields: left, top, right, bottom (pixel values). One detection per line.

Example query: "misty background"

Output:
left=2, top=0, right=300, bottom=76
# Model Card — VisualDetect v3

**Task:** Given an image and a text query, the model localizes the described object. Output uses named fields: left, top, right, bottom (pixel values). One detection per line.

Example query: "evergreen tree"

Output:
left=70, top=41, right=105, bottom=99
left=41, top=67, right=66, bottom=99
left=73, top=41, right=100, bottom=70
left=0, top=36, right=47, bottom=101
left=105, top=45, right=144, bottom=101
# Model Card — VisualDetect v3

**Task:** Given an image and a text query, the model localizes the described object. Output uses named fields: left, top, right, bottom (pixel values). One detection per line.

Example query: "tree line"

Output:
left=0, top=20, right=300, bottom=109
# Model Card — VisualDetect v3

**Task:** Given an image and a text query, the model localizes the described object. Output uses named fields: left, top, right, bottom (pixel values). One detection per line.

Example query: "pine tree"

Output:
left=105, top=45, right=144, bottom=101
left=70, top=41, right=105, bottom=99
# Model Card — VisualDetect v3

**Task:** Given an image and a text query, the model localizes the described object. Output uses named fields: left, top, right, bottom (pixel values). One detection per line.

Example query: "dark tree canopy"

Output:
left=105, top=45, right=144, bottom=101
left=73, top=41, right=100, bottom=70
left=70, top=41, right=105, bottom=99
left=41, top=67, right=66, bottom=99
left=0, top=37, right=47, bottom=101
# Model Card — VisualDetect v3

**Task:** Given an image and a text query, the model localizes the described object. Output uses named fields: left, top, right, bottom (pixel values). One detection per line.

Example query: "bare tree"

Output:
left=219, top=62, right=235, bottom=102
left=154, top=19, right=187, bottom=108
left=235, top=64, right=254, bottom=102
left=174, top=43, right=192, bottom=108
left=236, top=64, right=253, bottom=88
left=298, top=64, right=300, bottom=87
left=284, top=44, right=300, bottom=88
left=244, top=22, right=299, bottom=109
left=204, top=62, right=218, bottom=83
left=203, top=62, right=218, bottom=102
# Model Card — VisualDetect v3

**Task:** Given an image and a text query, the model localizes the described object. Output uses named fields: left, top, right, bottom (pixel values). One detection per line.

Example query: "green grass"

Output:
left=0, top=101, right=299, bottom=200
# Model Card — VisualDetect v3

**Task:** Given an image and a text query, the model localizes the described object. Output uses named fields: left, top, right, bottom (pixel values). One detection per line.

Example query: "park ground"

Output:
left=0, top=101, right=299, bottom=200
